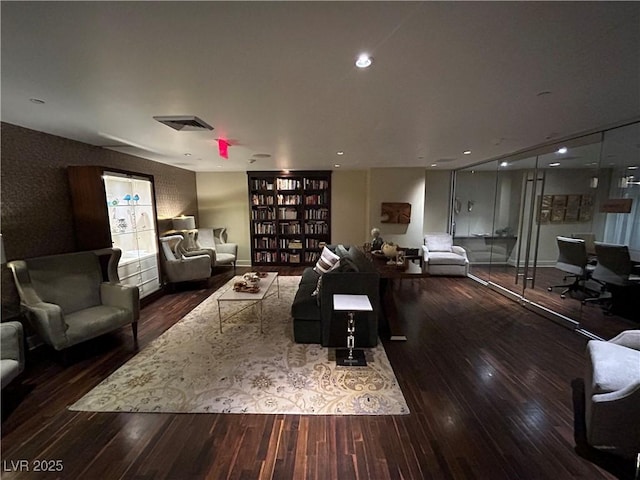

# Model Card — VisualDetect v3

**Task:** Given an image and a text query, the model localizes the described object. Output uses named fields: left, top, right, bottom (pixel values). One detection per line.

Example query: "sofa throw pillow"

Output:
left=425, top=235, right=453, bottom=252
left=335, top=244, right=349, bottom=258
left=314, top=246, right=340, bottom=274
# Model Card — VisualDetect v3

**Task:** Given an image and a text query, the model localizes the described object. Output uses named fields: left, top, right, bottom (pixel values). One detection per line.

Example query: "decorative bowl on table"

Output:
left=382, top=242, right=399, bottom=264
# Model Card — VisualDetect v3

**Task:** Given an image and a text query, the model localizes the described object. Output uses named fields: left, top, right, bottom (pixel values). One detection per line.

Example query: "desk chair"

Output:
left=547, top=236, right=594, bottom=299
left=583, top=242, right=640, bottom=312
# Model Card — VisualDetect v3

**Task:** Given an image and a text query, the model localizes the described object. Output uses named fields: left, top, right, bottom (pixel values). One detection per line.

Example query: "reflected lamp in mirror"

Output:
left=172, top=215, right=196, bottom=231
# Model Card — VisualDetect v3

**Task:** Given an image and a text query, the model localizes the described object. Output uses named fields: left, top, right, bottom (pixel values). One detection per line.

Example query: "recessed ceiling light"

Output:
left=430, top=164, right=438, bottom=167
left=557, top=147, right=568, bottom=154
left=184, top=153, right=192, bottom=156
left=29, top=98, right=45, bottom=104
left=627, top=166, right=638, bottom=170
left=500, top=161, right=508, bottom=167
left=463, top=150, right=471, bottom=155
left=355, top=53, right=372, bottom=68
left=334, top=164, right=341, bottom=168
left=336, top=151, right=344, bottom=156
left=549, top=162, right=561, bottom=167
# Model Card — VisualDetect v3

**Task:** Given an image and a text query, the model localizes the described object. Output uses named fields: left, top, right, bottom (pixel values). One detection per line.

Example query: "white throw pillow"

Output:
left=425, top=234, right=453, bottom=252
left=314, top=246, right=340, bottom=274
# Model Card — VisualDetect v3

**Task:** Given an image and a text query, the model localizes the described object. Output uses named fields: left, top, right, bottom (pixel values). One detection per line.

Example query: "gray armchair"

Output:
left=7, top=248, right=140, bottom=352
left=159, top=235, right=211, bottom=282
left=585, top=330, right=640, bottom=457
left=422, top=233, right=469, bottom=276
left=196, top=227, right=237, bottom=271
left=1, top=321, right=25, bottom=389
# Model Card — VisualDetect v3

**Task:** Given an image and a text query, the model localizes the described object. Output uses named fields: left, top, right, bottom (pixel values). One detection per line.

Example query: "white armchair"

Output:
left=422, top=233, right=469, bottom=276
left=159, top=235, right=211, bottom=283
left=585, top=330, right=640, bottom=456
left=196, top=227, right=237, bottom=272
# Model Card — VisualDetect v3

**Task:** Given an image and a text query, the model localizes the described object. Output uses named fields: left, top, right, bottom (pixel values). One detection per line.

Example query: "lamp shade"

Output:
left=172, top=215, right=196, bottom=231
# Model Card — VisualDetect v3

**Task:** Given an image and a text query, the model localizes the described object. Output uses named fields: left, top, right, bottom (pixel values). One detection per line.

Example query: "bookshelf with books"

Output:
left=248, top=171, right=331, bottom=266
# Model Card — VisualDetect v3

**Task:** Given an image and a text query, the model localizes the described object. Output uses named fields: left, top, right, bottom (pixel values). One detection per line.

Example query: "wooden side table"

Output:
left=332, top=294, right=373, bottom=367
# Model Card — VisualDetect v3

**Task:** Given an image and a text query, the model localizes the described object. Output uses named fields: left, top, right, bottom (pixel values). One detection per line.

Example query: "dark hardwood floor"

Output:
left=1, top=266, right=635, bottom=479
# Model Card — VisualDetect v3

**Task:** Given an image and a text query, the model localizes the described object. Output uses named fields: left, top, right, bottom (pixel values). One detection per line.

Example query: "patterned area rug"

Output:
left=69, top=276, right=409, bottom=415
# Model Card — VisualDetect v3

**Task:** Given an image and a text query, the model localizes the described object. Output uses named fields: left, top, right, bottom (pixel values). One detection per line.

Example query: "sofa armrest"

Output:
left=608, top=330, right=640, bottom=350
left=216, top=242, right=238, bottom=256
left=452, top=245, right=468, bottom=259
left=421, top=244, right=431, bottom=260
left=101, top=282, right=140, bottom=322
left=164, top=256, right=211, bottom=282
left=24, top=302, right=68, bottom=350
left=588, top=382, right=640, bottom=450
left=0, top=322, right=24, bottom=365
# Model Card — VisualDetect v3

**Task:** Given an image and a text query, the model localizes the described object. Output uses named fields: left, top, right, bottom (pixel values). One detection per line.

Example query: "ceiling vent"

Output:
left=153, top=115, right=213, bottom=131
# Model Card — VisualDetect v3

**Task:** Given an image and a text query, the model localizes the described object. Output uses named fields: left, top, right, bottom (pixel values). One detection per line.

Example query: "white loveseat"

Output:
left=422, top=233, right=469, bottom=276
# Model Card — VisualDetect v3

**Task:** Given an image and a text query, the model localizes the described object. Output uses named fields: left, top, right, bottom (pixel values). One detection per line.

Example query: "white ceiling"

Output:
left=2, top=2, right=639, bottom=173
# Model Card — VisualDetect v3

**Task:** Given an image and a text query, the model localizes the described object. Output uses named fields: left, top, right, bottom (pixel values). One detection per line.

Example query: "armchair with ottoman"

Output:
left=422, top=233, right=469, bottom=276
left=291, top=245, right=380, bottom=347
left=584, top=330, right=640, bottom=459
left=7, top=248, right=140, bottom=353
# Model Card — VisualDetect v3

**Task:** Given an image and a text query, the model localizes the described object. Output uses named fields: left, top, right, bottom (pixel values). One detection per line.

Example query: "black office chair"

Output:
left=583, top=242, right=640, bottom=312
left=547, top=236, right=595, bottom=299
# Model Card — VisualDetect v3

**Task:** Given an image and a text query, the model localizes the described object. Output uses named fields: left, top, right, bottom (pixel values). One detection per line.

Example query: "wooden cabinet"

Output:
left=68, top=166, right=162, bottom=298
left=248, top=171, right=331, bottom=266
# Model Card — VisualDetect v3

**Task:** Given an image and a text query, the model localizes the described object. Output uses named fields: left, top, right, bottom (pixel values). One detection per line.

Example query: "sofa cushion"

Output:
left=314, top=246, right=340, bottom=274
left=335, top=244, right=350, bottom=258
left=425, top=234, right=453, bottom=252
left=300, top=267, right=320, bottom=285
left=347, top=246, right=374, bottom=272
left=427, top=252, right=467, bottom=266
left=588, top=340, right=640, bottom=394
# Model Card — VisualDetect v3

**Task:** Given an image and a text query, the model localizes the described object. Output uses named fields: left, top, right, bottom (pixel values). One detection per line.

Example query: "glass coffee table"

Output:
left=216, top=272, right=279, bottom=333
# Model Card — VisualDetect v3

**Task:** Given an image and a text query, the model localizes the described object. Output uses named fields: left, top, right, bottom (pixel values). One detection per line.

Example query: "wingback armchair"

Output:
left=159, top=235, right=211, bottom=282
left=195, top=227, right=237, bottom=271
left=1, top=321, right=25, bottom=389
left=7, top=248, right=140, bottom=352
left=422, top=233, right=469, bottom=276
left=585, top=330, right=640, bottom=457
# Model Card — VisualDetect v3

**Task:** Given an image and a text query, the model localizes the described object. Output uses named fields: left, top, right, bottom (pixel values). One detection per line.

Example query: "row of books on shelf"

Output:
left=254, top=223, right=276, bottom=234
left=305, top=239, right=327, bottom=249
left=276, top=178, right=301, bottom=190
left=304, top=179, right=329, bottom=190
left=304, top=208, right=328, bottom=220
left=250, top=179, right=274, bottom=191
left=253, top=250, right=322, bottom=264
left=278, top=207, right=298, bottom=220
left=280, top=239, right=302, bottom=249
left=280, top=222, right=302, bottom=234
left=254, top=237, right=277, bottom=249
left=252, top=208, right=276, bottom=220
left=305, top=222, right=329, bottom=234
left=304, top=193, right=328, bottom=205
left=251, top=194, right=274, bottom=205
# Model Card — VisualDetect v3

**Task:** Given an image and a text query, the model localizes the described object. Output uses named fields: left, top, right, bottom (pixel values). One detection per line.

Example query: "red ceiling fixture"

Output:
left=218, top=139, right=230, bottom=159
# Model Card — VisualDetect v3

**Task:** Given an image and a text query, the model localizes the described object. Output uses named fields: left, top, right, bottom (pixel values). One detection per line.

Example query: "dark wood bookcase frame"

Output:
left=248, top=170, right=332, bottom=266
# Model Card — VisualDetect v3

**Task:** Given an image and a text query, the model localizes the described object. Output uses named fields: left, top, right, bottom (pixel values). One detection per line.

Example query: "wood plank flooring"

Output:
left=1, top=267, right=635, bottom=479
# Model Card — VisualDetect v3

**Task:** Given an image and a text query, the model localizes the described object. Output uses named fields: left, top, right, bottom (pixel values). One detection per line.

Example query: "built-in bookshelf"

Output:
left=248, top=171, right=331, bottom=266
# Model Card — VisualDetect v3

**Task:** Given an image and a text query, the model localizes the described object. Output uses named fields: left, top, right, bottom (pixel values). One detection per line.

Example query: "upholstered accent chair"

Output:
left=1, top=321, right=25, bottom=389
left=584, top=330, right=640, bottom=460
left=196, top=227, right=237, bottom=271
left=7, top=248, right=140, bottom=352
left=422, top=233, right=469, bottom=276
left=159, top=235, right=211, bottom=283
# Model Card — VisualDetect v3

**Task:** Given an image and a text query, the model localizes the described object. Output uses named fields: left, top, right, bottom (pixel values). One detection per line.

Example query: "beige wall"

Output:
left=368, top=168, right=426, bottom=248
left=424, top=170, right=452, bottom=234
left=196, top=172, right=251, bottom=266
left=331, top=170, right=368, bottom=246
